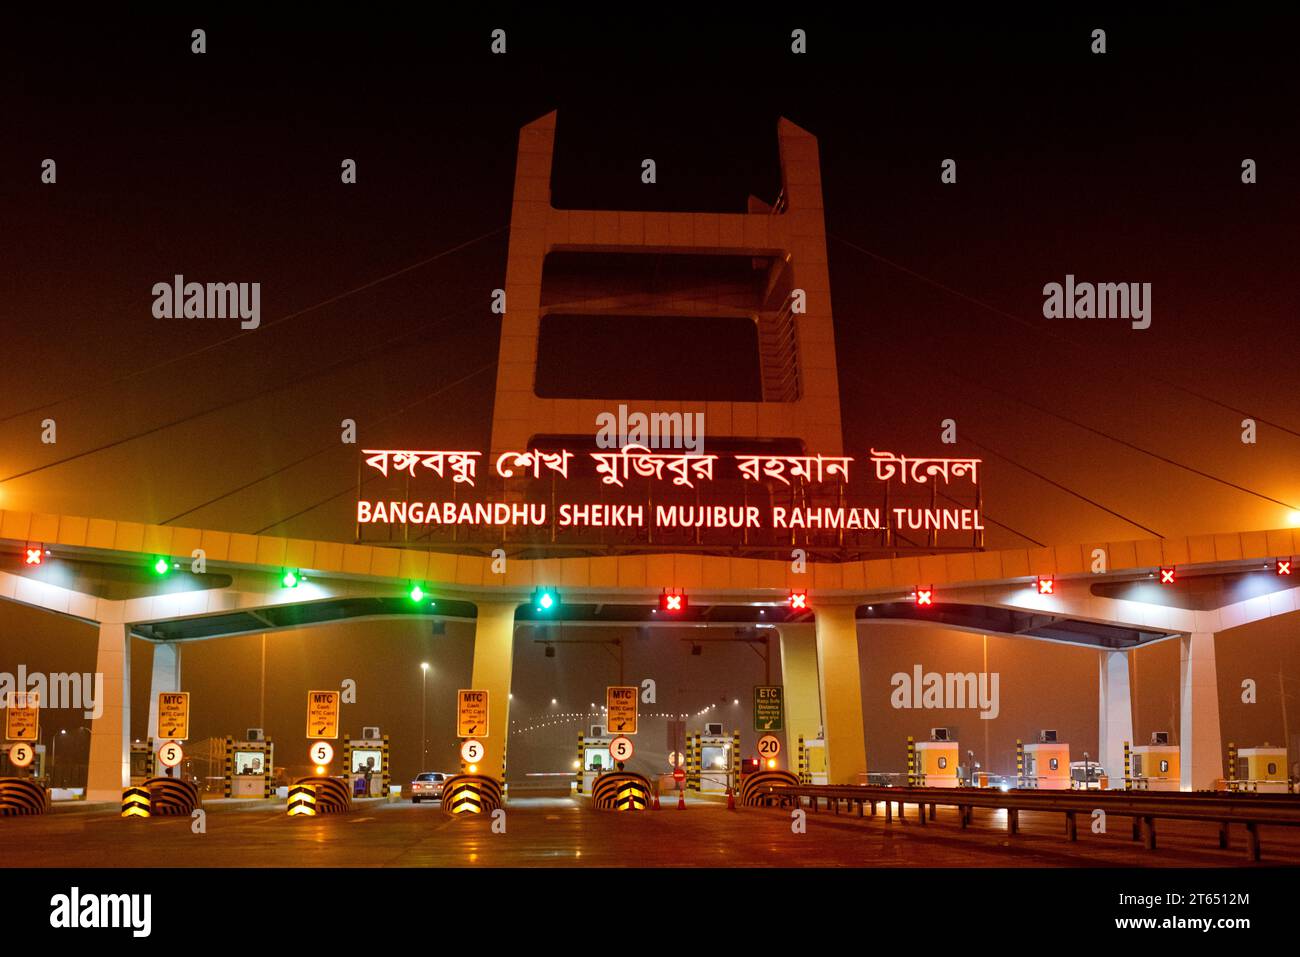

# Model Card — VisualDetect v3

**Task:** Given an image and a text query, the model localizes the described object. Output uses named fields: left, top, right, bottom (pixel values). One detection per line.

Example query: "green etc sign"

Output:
left=753, top=686, right=784, bottom=732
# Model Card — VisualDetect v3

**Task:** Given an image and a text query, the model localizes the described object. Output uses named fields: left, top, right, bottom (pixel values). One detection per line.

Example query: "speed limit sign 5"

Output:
left=7, top=742, right=35, bottom=768
left=157, top=741, right=185, bottom=768
left=609, top=735, right=634, bottom=762
left=757, top=734, right=782, bottom=760
left=460, top=738, right=484, bottom=764
left=310, top=741, right=334, bottom=765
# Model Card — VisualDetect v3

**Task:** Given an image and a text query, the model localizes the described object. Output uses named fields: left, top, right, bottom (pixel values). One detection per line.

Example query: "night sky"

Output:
left=2, top=13, right=1298, bottom=785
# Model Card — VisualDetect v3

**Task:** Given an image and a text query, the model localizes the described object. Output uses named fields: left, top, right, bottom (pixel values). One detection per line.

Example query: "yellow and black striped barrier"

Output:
left=0, top=778, right=49, bottom=817
left=576, top=733, right=585, bottom=795
left=146, top=777, right=201, bottom=816
left=907, top=736, right=916, bottom=787
left=797, top=735, right=809, bottom=784
left=121, top=786, right=151, bottom=819
left=291, top=776, right=350, bottom=814
left=442, top=773, right=504, bottom=815
left=287, top=783, right=317, bottom=816
left=1123, top=740, right=1132, bottom=790
left=740, top=770, right=800, bottom=807
left=591, top=772, right=652, bottom=811
left=1016, top=739, right=1025, bottom=788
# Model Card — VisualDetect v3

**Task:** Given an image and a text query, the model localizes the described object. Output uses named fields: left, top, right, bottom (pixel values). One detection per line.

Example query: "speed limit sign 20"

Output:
left=158, top=741, right=185, bottom=768
left=757, top=734, right=782, bottom=761
left=609, top=735, right=634, bottom=763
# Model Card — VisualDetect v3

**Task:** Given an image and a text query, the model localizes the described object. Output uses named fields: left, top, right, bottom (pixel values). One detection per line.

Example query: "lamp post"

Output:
left=420, top=662, right=430, bottom=770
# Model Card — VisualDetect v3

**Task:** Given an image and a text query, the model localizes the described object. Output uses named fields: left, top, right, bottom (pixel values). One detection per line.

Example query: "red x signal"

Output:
left=788, top=591, right=808, bottom=611
left=23, top=546, right=43, bottom=566
left=915, top=587, right=934, bottom=606
left=1278, top=559, right=1292, bottom=576
left=1036, top=576, right=1054, bottom=595
left=1159, top=567, right=1176, bottom=585
left=659, top=589, right=688, bottom=613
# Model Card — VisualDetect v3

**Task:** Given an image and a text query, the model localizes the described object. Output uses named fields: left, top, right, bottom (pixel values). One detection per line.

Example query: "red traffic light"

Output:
left=659, top=589, right=688, bottom=613
left=1036, top=576, right=1054, bottom=595
left=1277, top=559, right=1292, bottom=577
left=788, top=590, right=808, bottom=611
left=23, top=545, right=44, bottom=566
left=1159, top=567, right=1176, bottom=585
left=915, top=586, right=934, bottom=606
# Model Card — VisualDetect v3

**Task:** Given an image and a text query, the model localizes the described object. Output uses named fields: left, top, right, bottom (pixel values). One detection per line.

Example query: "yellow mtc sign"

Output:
left=157, top=692, right=190, bottom=740
left=457, top=690, right=489, bottom=737
left=606, top=686, right=638, bottom=734
left=5, top=693, right=39, bottom=742
left=307, top=690, right=340, bottom=740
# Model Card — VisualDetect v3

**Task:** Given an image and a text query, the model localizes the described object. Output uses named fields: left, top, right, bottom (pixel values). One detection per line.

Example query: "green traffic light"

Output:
left=282, top=570, right=299, bottom=588
left=409, top=584, right=425, bottom=603
left=534, top=587, right=558, bottom=612
left=152, top=557, right=169, bottom=576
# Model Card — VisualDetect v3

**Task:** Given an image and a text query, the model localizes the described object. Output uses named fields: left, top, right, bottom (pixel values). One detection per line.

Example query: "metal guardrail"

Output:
left=764, top=784, right=1300, bottom=861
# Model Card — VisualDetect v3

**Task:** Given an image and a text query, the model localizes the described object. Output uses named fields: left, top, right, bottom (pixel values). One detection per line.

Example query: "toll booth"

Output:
left=796, top=735, right=827, bottom=785
left=576, top=731, right=614, bottom=796
left=130, top=739, right=155, bottom=786
left=1, top=743, right=46, bottom=781
left=223, top=736, right=276, bottom=798
left=1023, top=742, right=1071, bottom=789
left=1235, top=747, right=1289, bottom=793
left=342, top=733, right=390, bottom=798
left=691, top=729, right=736, bottom=794
left=1131, top=745, right=1180, bottom=791
left=915, top=740, right=960, bottom=787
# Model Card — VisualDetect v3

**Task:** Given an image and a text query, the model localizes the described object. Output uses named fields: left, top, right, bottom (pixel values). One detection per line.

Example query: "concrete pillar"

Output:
left=1180, top=631, right=1222, bottom=790
left=86, top=621, right=131, bottom=802
left=1098, top=650, right=1133, bottom=788
left=813, top=604, right=867, bottom=784
left=469, top=602, right=516, bottom=783
left=147, top=642, right=182, bottom=742
left=777, top=623, right=822, bottom=761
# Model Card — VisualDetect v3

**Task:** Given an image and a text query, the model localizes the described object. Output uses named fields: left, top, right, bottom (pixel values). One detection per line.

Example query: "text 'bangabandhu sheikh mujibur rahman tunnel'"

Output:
left=2, top=111, right=1299, bottom=801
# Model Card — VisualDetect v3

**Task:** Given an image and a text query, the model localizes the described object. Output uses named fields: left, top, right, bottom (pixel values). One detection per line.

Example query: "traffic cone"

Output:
left=677, top=791, right=686, bottom=810
left=726, top=787, right=736, bottom=810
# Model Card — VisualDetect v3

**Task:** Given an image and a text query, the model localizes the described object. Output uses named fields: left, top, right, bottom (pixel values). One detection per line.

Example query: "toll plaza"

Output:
left=0, top=107, right=1298, bottom=882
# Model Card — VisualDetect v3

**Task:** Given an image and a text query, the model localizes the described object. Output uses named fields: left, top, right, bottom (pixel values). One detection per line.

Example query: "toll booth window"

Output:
left=1159, top=760, right=1169, bottom=774
left=1049, top=758, right=1059, bottom=771
left=702, top=746, right=728, bottom=770
left=130, top=751, right=150, bottom=777
left=351, top=749, right=382, bottom=773
left=235, top=751, right=264, bottom=774
left=1268, top=762, right=1278, bottom=775
left=585, top=748, right=611, bottom=771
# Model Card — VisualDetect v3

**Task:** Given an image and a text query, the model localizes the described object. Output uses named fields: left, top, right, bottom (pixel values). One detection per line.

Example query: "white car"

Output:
left=410, top=771, right=449, bottom=803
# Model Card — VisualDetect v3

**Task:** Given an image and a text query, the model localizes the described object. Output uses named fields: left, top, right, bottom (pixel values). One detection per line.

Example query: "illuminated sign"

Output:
left=5, top=693, right=39, bottom=742
left=606, top=686, right=638, bottom=734
left=157, top=692, right=190, bottom=740
left=1277, top=559, right=1292, bottom=576
left=915, top=587, right=934, bottom=606
left=355, top=444, right=985, bottom=552
left=457, top=690, right=489, bottom=737
left=306, top=690, right=340, bottom=740
left=753, top=686, right=784, bottom=731
left=1159, top=567, right=1176, bottom=585
left=659, top=589, right=687, bottom=613
left=1036, top=576, right=1054, bottom=595
left=788, top=590, right=808, bottom=611
left=23, top=545, right=43, bottom=566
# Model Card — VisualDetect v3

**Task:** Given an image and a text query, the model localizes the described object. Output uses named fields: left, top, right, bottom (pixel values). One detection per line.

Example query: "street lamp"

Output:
left=420, top=663, right=430, bottom=770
